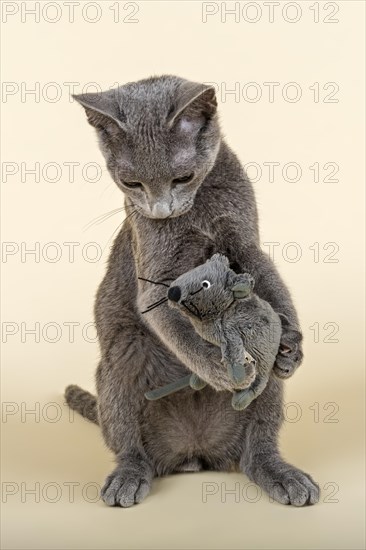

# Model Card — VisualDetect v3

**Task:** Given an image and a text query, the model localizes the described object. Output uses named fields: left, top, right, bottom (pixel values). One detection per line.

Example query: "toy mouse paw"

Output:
left=227, top=361, right=256, bottom=387
left=189, top=373, right=207, bottom=391
left=274, top=328, right=303, bottom=379
left=231, top=387, right=256, bottom=411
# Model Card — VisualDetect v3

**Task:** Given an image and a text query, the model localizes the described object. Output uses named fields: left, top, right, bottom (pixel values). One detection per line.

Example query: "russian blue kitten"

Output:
left=65, top=75, right=319, bottom=507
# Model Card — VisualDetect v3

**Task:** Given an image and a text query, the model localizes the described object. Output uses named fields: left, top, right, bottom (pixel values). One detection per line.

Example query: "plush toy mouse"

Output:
left=144, top=254, right=283, bottom=410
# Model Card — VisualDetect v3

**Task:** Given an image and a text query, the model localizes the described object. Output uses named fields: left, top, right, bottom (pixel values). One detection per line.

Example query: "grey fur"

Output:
left=65, top=75, right=319, bottom=507
left=65, top=384, right=98, bottom=424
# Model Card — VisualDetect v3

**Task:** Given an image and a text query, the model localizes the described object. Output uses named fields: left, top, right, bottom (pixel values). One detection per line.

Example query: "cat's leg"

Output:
left=94, top=226, right=157, bottom=507
left=96, top=313, right=156, bottom=507
left=240, top=377, right=320, bottom=505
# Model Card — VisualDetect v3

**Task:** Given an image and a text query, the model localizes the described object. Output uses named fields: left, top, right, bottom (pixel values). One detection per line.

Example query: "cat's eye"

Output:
left=202, top=280, right=211, bottom=289
left=122, top=181, right=142, bottom=189
left=172, top=173, right=194, bottom=184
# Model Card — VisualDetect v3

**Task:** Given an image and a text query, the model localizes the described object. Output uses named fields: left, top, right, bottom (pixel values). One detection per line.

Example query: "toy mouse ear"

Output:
left=231, top=274, right=255, bottom=299
left=206, top=254, right=230, bottom=267
left=207, top=254, right=230, bottom=266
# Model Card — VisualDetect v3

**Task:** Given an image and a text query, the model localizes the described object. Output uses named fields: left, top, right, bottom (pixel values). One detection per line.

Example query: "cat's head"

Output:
left=73, top=75, right=221, bottom=219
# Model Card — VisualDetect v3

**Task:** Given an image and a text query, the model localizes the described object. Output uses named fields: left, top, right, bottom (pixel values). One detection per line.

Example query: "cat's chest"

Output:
left=133, top=218, right=217, bottom=280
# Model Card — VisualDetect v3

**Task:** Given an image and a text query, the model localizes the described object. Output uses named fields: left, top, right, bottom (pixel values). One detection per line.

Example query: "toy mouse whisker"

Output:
left=182, top=300, right=202, bottom=320
left=141, top=297, right=168, bottom=314
left=138, top=277, right=170, bottom=288
left=147, top=295, right=169, bottom=309
left=190, top=287, right=203, bottom=296
left=190, top=302, right=202, bottom=319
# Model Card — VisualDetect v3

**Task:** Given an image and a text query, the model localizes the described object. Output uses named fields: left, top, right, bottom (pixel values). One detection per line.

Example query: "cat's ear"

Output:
left=168, top=81, right=217, bottom=130
left=73, top=89, right=125, bottom=132
left=231, top=274, right=255, bottom=299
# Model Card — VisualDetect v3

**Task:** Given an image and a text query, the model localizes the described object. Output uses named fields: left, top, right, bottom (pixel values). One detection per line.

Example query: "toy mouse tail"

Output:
left=64, top=384, right=99, bottom=425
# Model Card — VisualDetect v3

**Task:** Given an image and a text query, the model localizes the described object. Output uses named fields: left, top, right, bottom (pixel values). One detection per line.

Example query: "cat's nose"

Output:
left=151, top=202, right=172, bottom=219
left=168, top=286, right=181, bottom=302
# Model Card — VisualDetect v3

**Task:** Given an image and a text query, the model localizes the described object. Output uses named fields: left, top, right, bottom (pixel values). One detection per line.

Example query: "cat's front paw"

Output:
left=274, top=328, right=303, bottom=379
left=265, top=467, right=319, bottom=506
left=101, top=460, right=152, bottom=507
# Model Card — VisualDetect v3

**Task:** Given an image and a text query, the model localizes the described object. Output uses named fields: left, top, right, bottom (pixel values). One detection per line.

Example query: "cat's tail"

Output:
left=64, top=385, right=99, bottom=425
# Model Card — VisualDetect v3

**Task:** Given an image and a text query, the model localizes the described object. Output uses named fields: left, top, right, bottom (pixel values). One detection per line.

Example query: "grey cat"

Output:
left=65, top=75, right=319, bottom=507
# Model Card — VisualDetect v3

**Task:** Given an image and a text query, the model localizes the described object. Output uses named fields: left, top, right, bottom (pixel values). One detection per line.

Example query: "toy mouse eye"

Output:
left=202, top=280, right=211, bottom=289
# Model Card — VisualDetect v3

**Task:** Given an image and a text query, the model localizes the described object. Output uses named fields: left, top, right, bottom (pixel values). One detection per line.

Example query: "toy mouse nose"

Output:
left=168, top=286, right=181, bottom=302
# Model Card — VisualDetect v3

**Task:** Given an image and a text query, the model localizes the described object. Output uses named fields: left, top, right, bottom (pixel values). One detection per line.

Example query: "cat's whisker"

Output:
left=102, top=219, right=124, bottom=256
left=122, top=209, right=139, bottom=225
left=99, top=182, right=113, bottom=199
left=101, top=209, right=138, bottom=255
left=83, top=206, right=133, bottom=231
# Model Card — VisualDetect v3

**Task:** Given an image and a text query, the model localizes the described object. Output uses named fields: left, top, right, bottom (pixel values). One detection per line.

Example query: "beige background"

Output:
left=1, top=1, right=365, bottom=548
